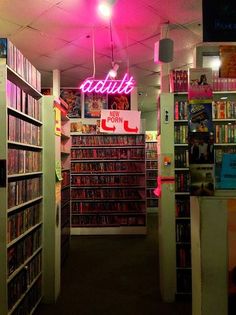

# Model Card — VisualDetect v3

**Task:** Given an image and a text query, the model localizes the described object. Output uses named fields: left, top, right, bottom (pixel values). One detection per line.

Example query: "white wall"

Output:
left=141, top=111, right=157, bottom=131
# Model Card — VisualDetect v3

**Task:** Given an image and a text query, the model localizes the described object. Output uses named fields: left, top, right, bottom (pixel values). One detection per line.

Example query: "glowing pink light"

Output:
left=98, top=2, right=112, bottom=19
left=79, top=74, right=135, bottom=94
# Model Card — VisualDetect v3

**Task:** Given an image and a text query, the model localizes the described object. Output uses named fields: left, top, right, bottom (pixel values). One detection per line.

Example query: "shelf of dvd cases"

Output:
left=0, top=39, right=43, bottom=315
left=61, top=113, right=71, bottom=266
left=70, top=133, right=146, bottom=235
left=145, top=131, right=158, bottom=212
left=174, top=93, right=192, bottom=296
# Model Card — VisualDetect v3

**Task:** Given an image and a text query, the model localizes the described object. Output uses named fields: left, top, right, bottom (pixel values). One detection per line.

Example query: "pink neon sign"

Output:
left=79, top=73, right=135, bottom=94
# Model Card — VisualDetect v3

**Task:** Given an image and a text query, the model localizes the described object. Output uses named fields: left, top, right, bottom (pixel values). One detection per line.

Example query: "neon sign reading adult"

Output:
left=79, top=73, right=135, bottom=94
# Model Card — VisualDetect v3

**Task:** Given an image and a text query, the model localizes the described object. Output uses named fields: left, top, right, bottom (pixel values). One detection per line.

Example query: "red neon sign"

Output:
left=79, top=73, right=135, bottom=94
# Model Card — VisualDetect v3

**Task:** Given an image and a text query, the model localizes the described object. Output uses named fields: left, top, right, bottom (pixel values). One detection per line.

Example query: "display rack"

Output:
left=70, top=132, right=147, bottom=235
left=145, top=131, right=158, bottom=213
left=0, top=39, right=43, bottom=315
left=60, top=113, right=71, bottom=265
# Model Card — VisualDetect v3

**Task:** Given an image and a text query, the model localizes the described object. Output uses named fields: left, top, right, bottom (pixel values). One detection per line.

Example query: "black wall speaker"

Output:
left=154, top=38, right=174, bottom=63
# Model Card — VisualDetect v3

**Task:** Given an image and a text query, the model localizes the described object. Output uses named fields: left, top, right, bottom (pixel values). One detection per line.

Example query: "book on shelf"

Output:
left=8, top=228, right=41, bottom=276
left=176, top=244, right=191, bottom=268
left=175, top=171, right=190, bottom=192
left=174, top=100, right=188, bottom=120
left=212, top=100, right=236, bottom=120
left=174, top=125, right=188, bottom=144
left=7, top=203, right=41, bottom=243
left=215, top=124, right=236, bottom=144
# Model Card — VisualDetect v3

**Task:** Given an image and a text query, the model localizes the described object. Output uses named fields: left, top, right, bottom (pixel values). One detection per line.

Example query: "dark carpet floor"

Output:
left=35, top=214, right=192, bottom=315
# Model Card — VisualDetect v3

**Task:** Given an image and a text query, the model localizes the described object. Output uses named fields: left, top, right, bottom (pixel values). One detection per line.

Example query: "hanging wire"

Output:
left=92, top=27, right=96, bottom=78
left=126, top=28, right=130, bottom=76
left=109, top=18, right=115, bottom=67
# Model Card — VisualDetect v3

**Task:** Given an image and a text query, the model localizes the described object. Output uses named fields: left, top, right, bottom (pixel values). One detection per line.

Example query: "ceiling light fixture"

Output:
left=98, top=0, right=116, bottom=19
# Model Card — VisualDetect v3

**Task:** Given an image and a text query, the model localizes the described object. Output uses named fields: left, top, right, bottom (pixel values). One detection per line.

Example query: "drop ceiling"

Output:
left=0, top=0, right=203, bottom=112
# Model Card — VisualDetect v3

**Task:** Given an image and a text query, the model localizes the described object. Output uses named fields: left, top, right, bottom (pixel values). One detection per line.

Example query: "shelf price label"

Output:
left=100, top=109, right=141, bottom=134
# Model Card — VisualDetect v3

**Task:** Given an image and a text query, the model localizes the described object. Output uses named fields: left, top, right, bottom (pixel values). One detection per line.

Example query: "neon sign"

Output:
left=79, top=73, right=135, bottom=94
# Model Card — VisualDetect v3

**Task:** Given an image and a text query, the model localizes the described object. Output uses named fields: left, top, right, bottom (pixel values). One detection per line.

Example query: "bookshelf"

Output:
left=70, top=132, right=147, bottom=235
left=212, top=92, right=236, bottom=190
left=145, top=131, right=158, bottom=213
left=60, top=113, right=71, bottom=265
left=0, top=39, right=43, bottom=315
left=174, top=92, right=191, bottom=296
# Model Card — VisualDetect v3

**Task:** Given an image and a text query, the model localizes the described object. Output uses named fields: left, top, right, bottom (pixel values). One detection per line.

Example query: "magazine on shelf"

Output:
left=188, top=102, right=213, bottom=132
left=189, top=164, right=214, bottom=196
left=188, top=68, right=213, bottom=101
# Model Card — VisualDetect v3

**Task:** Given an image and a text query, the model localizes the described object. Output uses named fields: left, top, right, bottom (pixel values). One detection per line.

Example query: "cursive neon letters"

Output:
left=79, top=73, right=135, bottom=94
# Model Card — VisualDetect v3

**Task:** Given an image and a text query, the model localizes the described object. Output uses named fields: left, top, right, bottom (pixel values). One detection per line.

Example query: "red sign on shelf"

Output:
left=100, top=109, right=141, bottom=134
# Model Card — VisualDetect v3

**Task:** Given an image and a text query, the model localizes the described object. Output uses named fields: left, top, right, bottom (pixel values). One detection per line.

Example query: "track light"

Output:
left=109, top=63, right=119, bottom=78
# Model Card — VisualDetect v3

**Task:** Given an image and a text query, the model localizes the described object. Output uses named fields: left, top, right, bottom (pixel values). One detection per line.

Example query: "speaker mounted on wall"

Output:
left=154, top=38, right=174, bottom=64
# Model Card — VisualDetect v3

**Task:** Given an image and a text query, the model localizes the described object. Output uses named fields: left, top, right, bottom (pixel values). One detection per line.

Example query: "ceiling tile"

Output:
left=115, top=43, right=154, bottom=66
left=0, top=18, right=22, bottom=37
left=48, top=43, right=97, bottom=66
left=0, top=0, right=54, bottom=26
left=10, top=28, right=67, bottom=59
left=32, top=55, right=74, bottom=72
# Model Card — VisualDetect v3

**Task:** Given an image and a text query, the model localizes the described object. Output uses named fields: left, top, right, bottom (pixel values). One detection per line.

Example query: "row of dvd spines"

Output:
left=10, top=276, right=41, bottom=315
left=71, top=161, right=145, bottom=173
left=176, top=269, right=192, bottom=293
left=8, top=115, right=41, bottom=146
left=61, top=187, right=70, bottom=206
left=146, top=161, right=158, bottom=169
left=8, top=177, right=42, bottom=209
left=2, top=38, right=41, bottom=90
left=146, top=142, right=157, bottom=150
left=176, top=198, right=190, bottom=217
left=71, top=174, right=145, bottom=187
left=175, top=149, right=189, bottom=168
left=7, top=80, right=41, bottom=120
left=175, top=172, right=190, bottom=192
left=176, top=222, right=191, bottom=243
left=71, top=188, right=145, bottom=200
left=71, top=134, right=145, bottom=146
left=71, top=214, right=146, bottom=227
left=8, top=228, right=41, bottom=276
left=176, top=244, right=191, bottom=268
left=62, top=170, right=70, bottom=188
left=71, top=147, right=145, bottom=160
left=7, top=203, right=41, bottom=244
left=175, top=100, right=236, bottom=121
left=8, top=252, right=41, bottom=310
left=71, top=201, right=146, bottom=213
left=8, top=148, right=41, bottom=175
left=146, top=151, right=157, bottom=160
left=215, top=123, right=236, bottom=143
